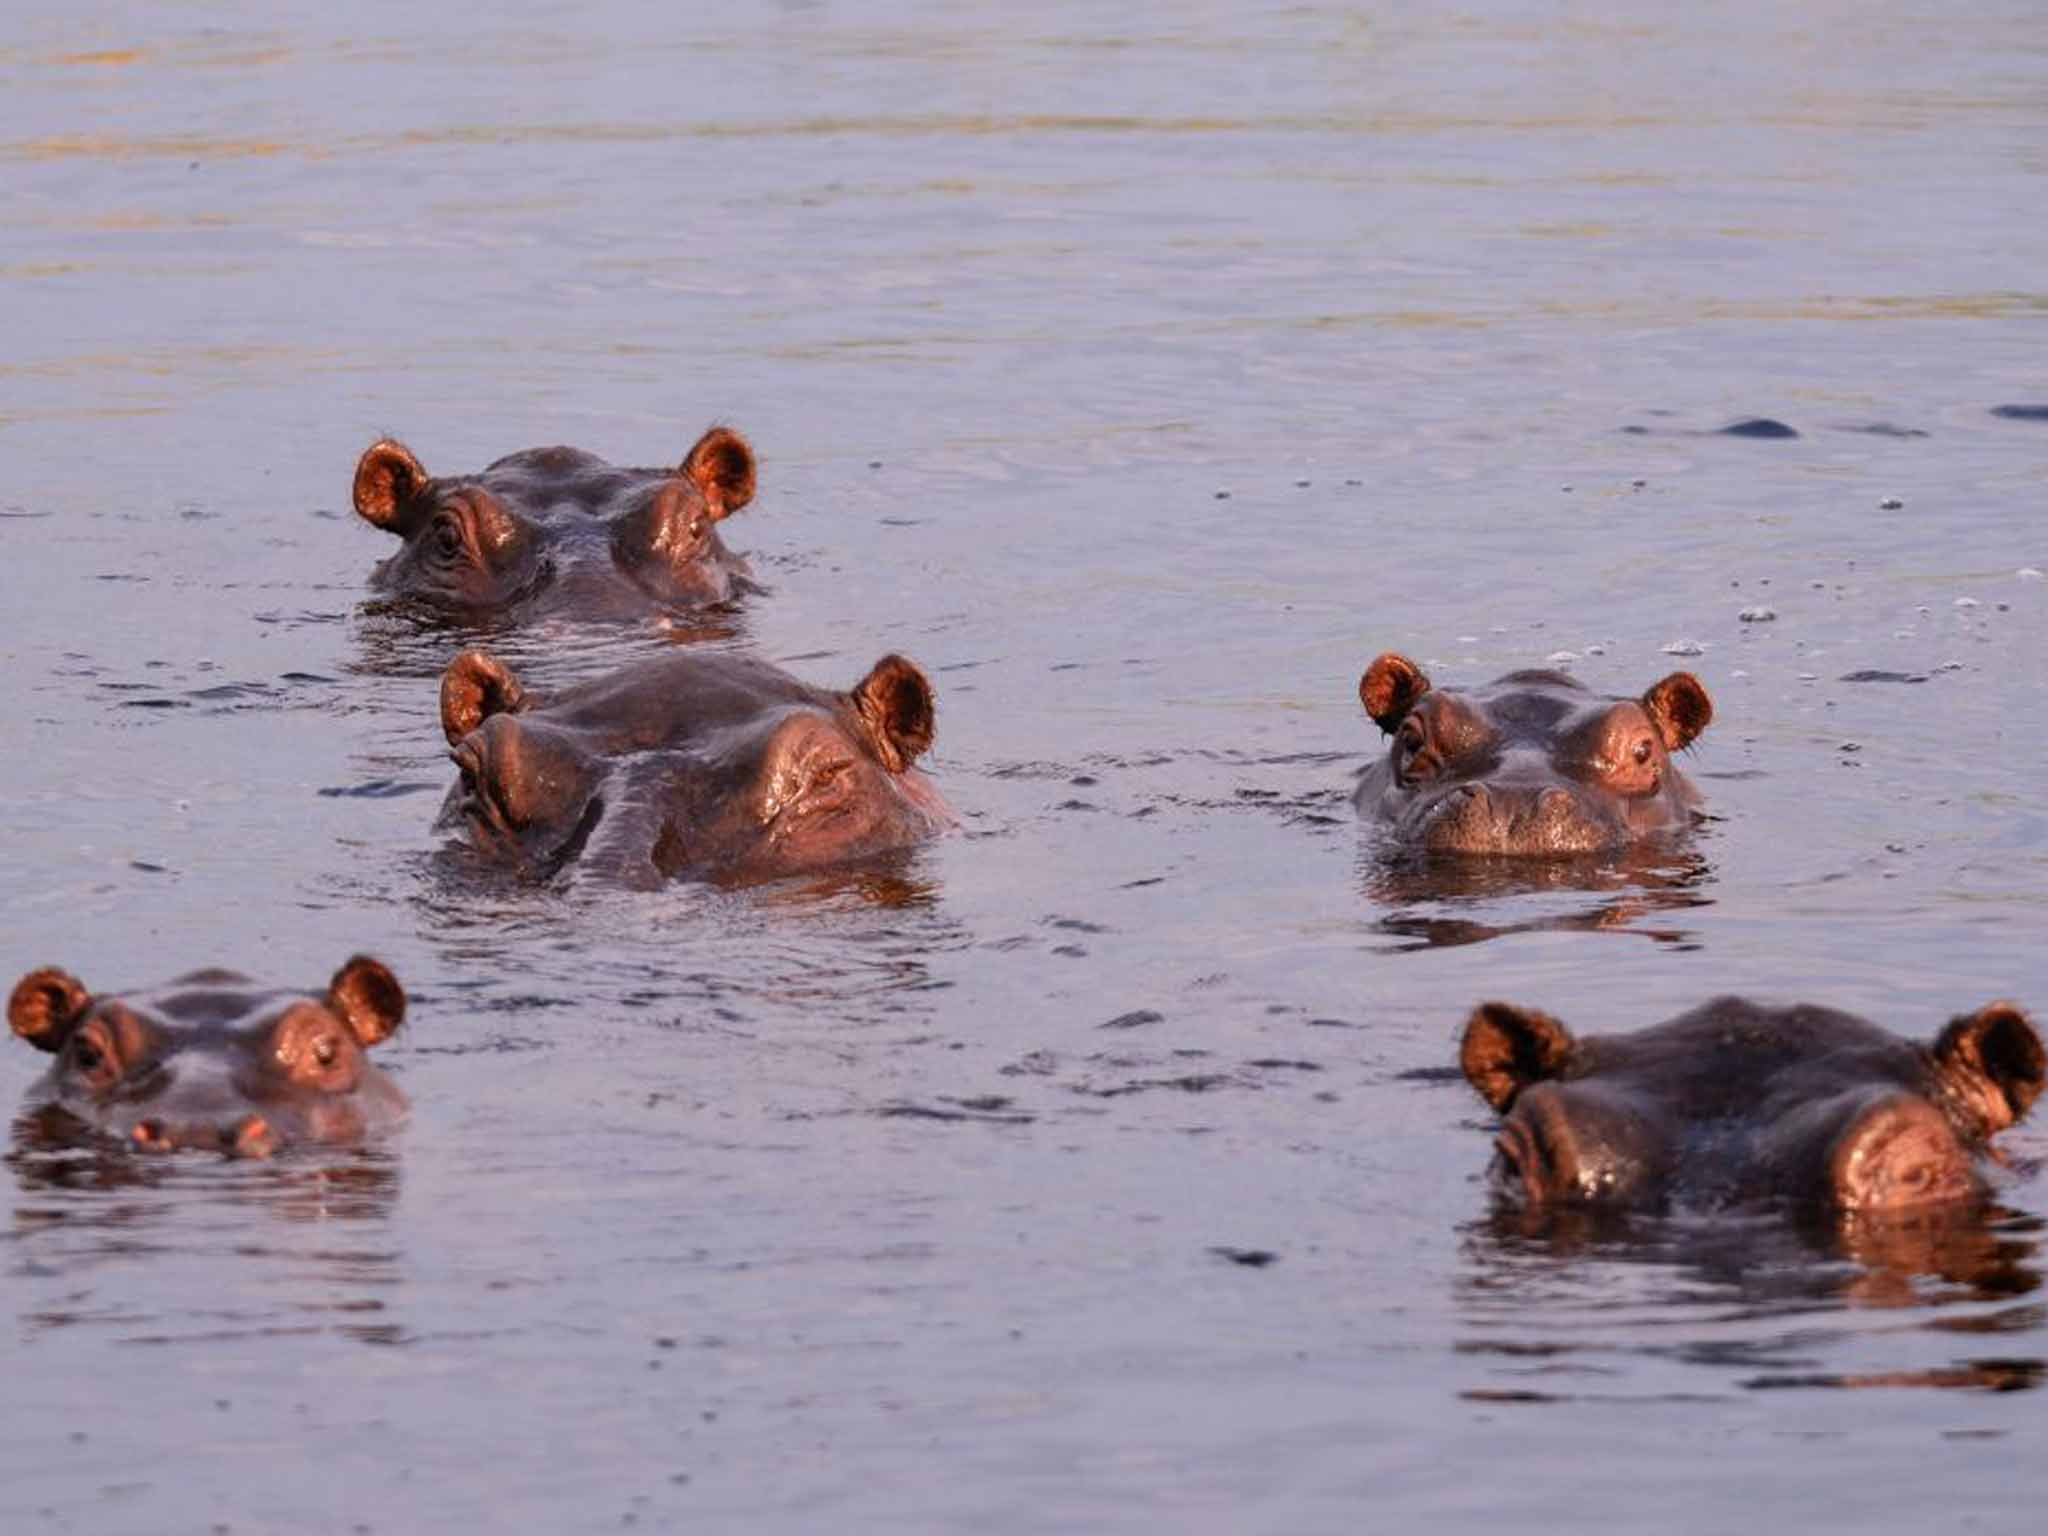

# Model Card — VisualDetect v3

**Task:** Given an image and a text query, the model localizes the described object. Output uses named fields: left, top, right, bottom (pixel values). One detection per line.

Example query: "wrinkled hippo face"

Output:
left=437, top=647, right=950, bottom=884
left=1354, top=653, right=1712, bottom=855
left=8, top=959, right=408, bottom=1159
left=352, top=426, right=757, bottom=615
left=1460, top=996, right=2045, bottom=1213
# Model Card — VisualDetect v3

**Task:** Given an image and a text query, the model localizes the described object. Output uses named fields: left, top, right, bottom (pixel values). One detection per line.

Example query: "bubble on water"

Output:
left=1661, top=639, right=1706, bottom=656
left=1738, top=606, right=1777, bottom=623
left=1935, top=660, right=1965, bottom=673
left=1798, top=671, right=1819, bottom=681
left=1838, top=742, right=1862, bottom=754
left=1560, top=484, right=1574, bottom=492
left=1878, top=497, right=1904, bottom=510
left=1456, top=635, right=1479, bottom=644
left=1893, top=629, right=1916, bottom=639
left=1585, top=643, right=1606, bottom=656
left=1954, top=596, right=1980, bottom=608
left=1545, top=650, right=1579, bottom=664
left=2019, top=568, right=2045, bottom=581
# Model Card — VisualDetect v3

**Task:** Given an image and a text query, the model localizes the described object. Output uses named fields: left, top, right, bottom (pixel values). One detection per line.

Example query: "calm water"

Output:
left=4, top=2, right=2047, bottom=1530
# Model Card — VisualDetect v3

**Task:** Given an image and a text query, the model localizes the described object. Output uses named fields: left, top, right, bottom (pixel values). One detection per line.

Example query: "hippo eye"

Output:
left=1632, top=739, right=1654, bottom=767
left=312, top=1036, right=339, bottom=1067
left=72, top=1038, right=104, bottom=1073
left=432, top=516, right=464, bottom=558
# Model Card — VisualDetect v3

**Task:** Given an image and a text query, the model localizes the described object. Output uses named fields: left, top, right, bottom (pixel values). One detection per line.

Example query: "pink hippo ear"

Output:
left=851, top=654, right=936, bottom=773
left=1359, top=652, right=1431, bottom=733
left=1642, top=672, right=1713, bottom=751
left=440, top=649, right=530, bottom=747
left=353, top=440, right=430, bottom=531
left=1934, top=1002, right=2045, bottom=1131
left=1461, top=1001, right=1577, bottom=1112
left=680, top=427, right=756, bottom=521
left=327, top=956, right=406, bottom=1048
left=8, top=968, right=92, bottom=1054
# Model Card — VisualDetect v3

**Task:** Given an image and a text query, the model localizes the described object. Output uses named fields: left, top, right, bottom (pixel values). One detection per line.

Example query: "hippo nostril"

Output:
left=229, top=1116, right=279, bottom=1160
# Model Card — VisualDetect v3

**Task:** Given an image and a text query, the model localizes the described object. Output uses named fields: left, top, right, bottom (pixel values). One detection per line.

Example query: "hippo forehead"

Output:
left=467, top=455, right=679, bottom=522
left=95, top=980, right=330, bottom=1044
left=1441, top=671, right=1619, bottom=741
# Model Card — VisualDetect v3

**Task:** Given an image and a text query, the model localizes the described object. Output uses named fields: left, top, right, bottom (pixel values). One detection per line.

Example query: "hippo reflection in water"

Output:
left=436, top=647, right=950, bottom=885
left=1460, top=996, right=2044, bottom=1213
left=7, top=958, right=407, bottom=1159
left=1354, top=653, right=1712, bottom=855
left=353, top=425, right=758, bottom=616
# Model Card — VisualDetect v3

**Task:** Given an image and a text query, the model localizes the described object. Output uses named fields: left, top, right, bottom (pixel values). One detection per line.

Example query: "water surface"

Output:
left=3, top=2, right=2046, bottom=1530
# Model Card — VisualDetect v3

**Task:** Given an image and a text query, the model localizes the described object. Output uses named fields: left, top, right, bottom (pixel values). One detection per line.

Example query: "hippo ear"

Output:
left=353, top=440, right=429, bottom=531
left=1359, top=652, right=1431, bottom=733
left=1934, top=1002, right=2045, bottom=1131
left=1642, top=672, right=1712, bottom=751
left=440, top=649, right=529, bottom=746
left=681, top=427, right=755, bottom=520
left=327, top=956, right=406, bottom=1048
left=1461, top=1002, right=1576, bottom=1112
left=851, top=654, right=936, bottom=773
left=9, top=968, right=92, bottom=1054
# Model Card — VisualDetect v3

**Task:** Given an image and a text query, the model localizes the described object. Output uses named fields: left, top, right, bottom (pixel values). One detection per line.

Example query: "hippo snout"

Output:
left=1417, top=781, right=1621, bottom=856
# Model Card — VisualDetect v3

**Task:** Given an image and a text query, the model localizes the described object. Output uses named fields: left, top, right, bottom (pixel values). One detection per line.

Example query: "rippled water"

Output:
left=4, top=3, right=2047, bottom=1530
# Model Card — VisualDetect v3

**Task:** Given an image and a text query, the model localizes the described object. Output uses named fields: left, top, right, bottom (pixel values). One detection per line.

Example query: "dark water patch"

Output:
left=1719, top=417, right=1799, bottom=439
left=874, top=1099, right=1034, bottom=1124
left=1099, top=1009, right=1164, bottom=1030
left=1209, top=1246, right=1279, bottom=1268
left=1840, top=669, right=1928, bottom=684
left=128, top=860, right=169, bottom=874
left=1835, top=422, right=1930, bottom=438
left=1245, top=1059, right=1321, bottom=1072
left=1990, top=405, right=2048, bottom=422
left=1392, top=1065, right=1467, bottom=1084
left=317, top=778, right=441, bottom=799
left=409, top=1035, right=553, bottom=1056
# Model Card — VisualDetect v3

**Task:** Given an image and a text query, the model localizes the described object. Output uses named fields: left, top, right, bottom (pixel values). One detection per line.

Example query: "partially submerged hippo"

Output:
left=1461, top=996, right=2044, bottom=1212
left=352, top=425, right=757, bottom=614
left=8, top=958, right=407, bottom=1159
left=1355, top=653, right=1712, bottom=855
left=437, top=647, right=949, bottom=884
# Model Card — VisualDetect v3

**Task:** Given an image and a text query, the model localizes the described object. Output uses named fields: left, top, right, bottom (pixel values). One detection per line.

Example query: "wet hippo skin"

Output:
left=353, top=425, right=757, bottom=615
left=1354, top=653, right=1712, bottom=855
left=7, top=958, right=407, bottom=1159
left=1460, top=996, right=2045, bottom=1213
left=437, top=647, right=950, bottom=885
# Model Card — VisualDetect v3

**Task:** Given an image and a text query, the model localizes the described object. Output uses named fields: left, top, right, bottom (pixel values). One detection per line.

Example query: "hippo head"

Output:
left=8, top=958, right=408, bottom=1158
left=437, top=647, right=948, bottom=883
left=1460, top=996, right=2045, bottom=1213
left=352, top=426, right=757, bottom=614
left=1355, top=653, right=1712, bottom=855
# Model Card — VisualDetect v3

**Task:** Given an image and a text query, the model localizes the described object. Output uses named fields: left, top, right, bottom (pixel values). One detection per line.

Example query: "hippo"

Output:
left=1354, top=653, right=1713, bottom=855
left=352, top=425, right=757, bottom=615
left=436, top=646, right=949, bottom=884
left=1460, top=996, right=2044, bottom=1213
left=7, top=957, right=407, bottom=1159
